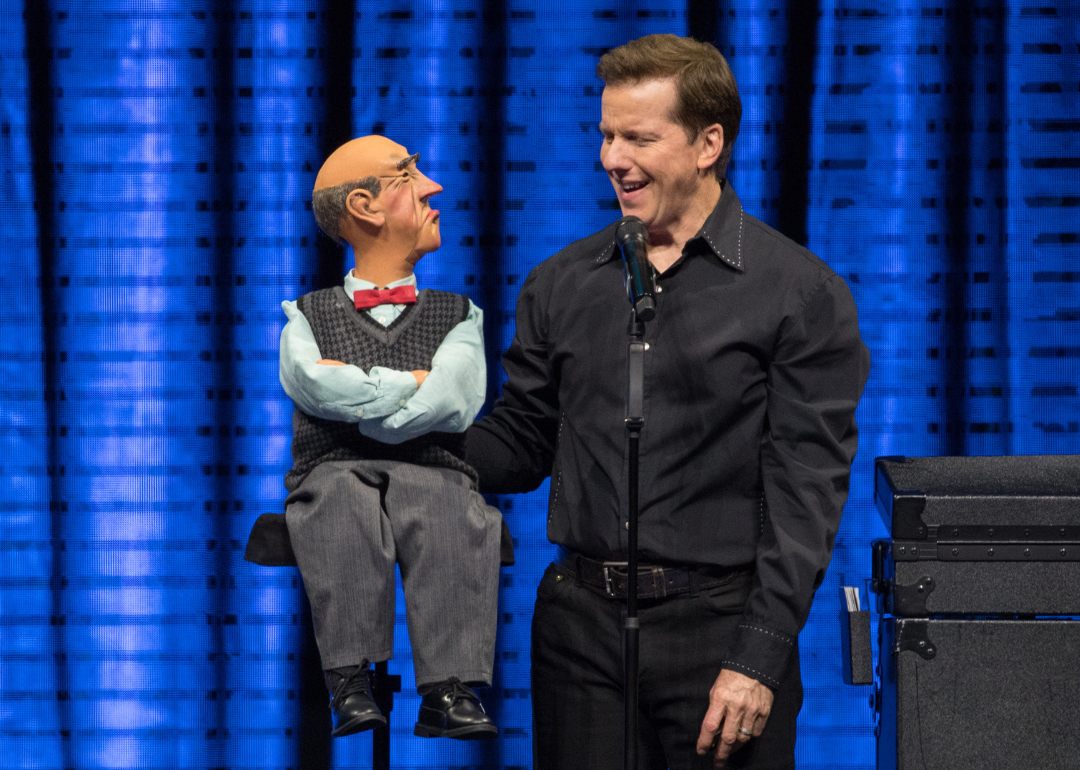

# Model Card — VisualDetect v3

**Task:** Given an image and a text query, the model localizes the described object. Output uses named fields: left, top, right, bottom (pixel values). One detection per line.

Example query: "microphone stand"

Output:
left=624, top=304, right=649, bottom=770
left=616, top=214, right=654, bottom=770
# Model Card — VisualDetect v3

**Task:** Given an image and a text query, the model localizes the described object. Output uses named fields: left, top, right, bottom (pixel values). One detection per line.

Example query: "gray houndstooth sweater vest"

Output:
left=284, top=285, right=477, bottom=491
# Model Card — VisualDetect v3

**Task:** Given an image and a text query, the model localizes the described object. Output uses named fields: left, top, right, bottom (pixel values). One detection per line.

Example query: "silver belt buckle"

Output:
left=602, top=561, right=628, bottom=597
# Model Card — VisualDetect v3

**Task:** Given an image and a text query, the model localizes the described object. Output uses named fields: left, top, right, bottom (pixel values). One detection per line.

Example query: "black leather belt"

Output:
left=555, top=547, right=751, bottom=600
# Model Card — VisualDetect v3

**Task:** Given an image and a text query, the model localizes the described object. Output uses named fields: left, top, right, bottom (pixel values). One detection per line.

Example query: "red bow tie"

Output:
left=353, top=285, right=417, bottom=310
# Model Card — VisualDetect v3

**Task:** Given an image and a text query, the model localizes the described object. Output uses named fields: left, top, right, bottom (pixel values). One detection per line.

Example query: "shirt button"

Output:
left=356, top=408, right=364, bottom=418
left=378, top=316, right=387, bottom=324
left=644, top=343, right=650, bottom=351
left=398, top=399, right=407, bottom=406
left=625, top=521, right=629, bottom=530
left=656, top=285, right=663, bottom=293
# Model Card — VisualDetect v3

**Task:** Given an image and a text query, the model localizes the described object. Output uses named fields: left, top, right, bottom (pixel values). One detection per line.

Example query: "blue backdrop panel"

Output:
left=801, top=6, right=930, bottom=767
left=799, top=3, right=1080, bottom=766
left=226, top=4, right=322, bottom=768
left=718, top=2, right=787, bottom=227
left=45, top=6, right=221, bottom=768
left=1009, top=6, right=1080, bottom=450
left=0, top=5, right=65, bottom=769
left=2, top=2, right=1079, bottom=769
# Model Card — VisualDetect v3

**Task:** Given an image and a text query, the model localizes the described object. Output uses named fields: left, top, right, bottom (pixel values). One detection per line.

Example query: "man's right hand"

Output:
left=696, top=669, right=774, bottom=767
left=412, top=370, right=429, bottom=387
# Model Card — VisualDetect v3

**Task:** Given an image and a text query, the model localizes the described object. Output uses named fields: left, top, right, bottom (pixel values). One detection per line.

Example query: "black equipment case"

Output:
left=878, top=617, right=1080, bottom=769
left=871, top=455, right=1080, bottom=770
left=873, top=455, right=1080, bottom=616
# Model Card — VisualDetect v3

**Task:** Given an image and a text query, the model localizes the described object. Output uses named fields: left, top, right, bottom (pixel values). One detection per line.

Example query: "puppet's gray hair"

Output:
left=312, top=177, right=382, bottom=244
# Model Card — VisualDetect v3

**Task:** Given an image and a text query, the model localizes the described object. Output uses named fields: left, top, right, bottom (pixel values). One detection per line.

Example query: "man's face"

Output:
left=372, top=145, right=444, bottom=258
left=599, top=78, right=708, bottom=233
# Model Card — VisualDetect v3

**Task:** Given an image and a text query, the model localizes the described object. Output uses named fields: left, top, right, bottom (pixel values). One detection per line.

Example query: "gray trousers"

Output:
left=285, top=459, right=502, bottom=688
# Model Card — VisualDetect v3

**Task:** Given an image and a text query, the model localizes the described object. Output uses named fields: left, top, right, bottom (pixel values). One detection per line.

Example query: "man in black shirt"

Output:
left=467, top=35, right=870, bottom=769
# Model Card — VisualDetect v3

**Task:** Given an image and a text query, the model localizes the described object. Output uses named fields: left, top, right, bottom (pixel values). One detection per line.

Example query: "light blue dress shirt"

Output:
left=279, top=272, right=486, bottom=444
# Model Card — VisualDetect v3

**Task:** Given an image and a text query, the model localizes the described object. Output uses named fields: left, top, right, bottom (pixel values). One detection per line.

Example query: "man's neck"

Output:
left=647, top=181, right=722, bottom=274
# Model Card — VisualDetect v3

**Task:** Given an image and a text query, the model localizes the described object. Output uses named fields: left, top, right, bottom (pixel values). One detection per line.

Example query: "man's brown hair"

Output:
left=596, top=34, right=741, bottom=180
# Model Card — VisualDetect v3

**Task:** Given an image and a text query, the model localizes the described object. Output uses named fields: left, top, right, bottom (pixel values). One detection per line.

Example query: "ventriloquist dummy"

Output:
left=278, top=135, right=502, bottom=740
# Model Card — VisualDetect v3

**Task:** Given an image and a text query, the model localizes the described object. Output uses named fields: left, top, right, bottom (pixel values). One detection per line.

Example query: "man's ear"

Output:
left=345, top=188, right=385, bottom=229
left=697, top=124, right=724, bottom=174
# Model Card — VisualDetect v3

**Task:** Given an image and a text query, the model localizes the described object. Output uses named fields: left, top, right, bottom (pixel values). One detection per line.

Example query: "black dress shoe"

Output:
left=414, top=678, right=498, bottom=739
left=325, top=664, right=386, bottom=738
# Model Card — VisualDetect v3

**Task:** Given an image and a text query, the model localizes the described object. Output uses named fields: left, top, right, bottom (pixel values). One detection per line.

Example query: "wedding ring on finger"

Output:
left=737, top=727, right=753, bottom=737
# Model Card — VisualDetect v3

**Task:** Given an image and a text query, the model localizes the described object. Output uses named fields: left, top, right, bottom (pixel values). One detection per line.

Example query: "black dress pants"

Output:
left=531, top=563, right=802, bottom=770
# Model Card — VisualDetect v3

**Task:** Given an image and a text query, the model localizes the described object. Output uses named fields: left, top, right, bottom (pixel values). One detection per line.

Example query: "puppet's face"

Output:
left=373, top=146, right=444, bottom=258
left=315, top=135, right=444, bottom=260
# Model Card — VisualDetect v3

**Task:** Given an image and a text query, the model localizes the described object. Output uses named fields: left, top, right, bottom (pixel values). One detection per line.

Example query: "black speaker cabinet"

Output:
left=872, top=456, right=1080, bottom=769
left=874, top=455, right=1080, bottom=615
left=877, top=618, right=1080, bottom=770
left=876, top=547, right=1080, bottom=616
left=875, top=455, right=1080, bottom=541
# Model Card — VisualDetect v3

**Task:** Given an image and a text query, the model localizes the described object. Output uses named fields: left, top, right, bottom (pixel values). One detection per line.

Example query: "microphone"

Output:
left=615, top=216, right=656, bottom=322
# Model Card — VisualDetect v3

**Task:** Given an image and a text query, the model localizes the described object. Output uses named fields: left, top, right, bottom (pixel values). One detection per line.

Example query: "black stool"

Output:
left=244, top=510, right=515, bottom=766
left=244, top=513, right=400, bottom=770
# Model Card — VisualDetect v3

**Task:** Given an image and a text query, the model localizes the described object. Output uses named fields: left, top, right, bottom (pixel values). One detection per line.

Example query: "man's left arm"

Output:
left=698, top=274, right=870, bottom=763
left=357, top=299, right=486, bottom=444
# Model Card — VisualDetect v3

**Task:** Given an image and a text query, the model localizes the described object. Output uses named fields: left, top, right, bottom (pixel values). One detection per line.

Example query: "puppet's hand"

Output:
left=316, top=359, right=346, bottom=366
left=411, top=370, right=429, bottom=387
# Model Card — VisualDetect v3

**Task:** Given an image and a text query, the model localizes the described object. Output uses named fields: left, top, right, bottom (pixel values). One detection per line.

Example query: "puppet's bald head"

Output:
left=314, top=135, right=410, bottom=192
left=311, top=135, right=443, bottom=279
left=313, top=136, right=409, bottom=244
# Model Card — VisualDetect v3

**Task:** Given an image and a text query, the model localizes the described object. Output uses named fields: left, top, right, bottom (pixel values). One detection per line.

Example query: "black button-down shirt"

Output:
left=467, top=184, right=870, bottom=687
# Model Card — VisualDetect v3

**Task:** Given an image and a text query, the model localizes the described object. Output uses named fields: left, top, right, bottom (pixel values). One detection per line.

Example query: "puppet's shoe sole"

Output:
left=332, top=712, right=386, bottom=738
left=413, top=721, right=498, bottom=740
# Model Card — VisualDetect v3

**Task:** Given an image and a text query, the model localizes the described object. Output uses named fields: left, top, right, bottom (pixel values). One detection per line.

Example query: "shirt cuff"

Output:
left=721, top=623, right=797, bottom=690
left=366, top=366, right=419, bottom=410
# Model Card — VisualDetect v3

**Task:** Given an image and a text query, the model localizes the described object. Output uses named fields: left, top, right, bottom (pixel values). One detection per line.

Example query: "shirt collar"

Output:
left=595, top=183, right=745, bottom=273
left=343, top=271, right=418, bottom=294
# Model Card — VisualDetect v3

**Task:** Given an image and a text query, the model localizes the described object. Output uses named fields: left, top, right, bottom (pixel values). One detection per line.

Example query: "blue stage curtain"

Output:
left=1, top=4, right=65, bottom=768
left=1, top=2, right=1078, bottom=769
